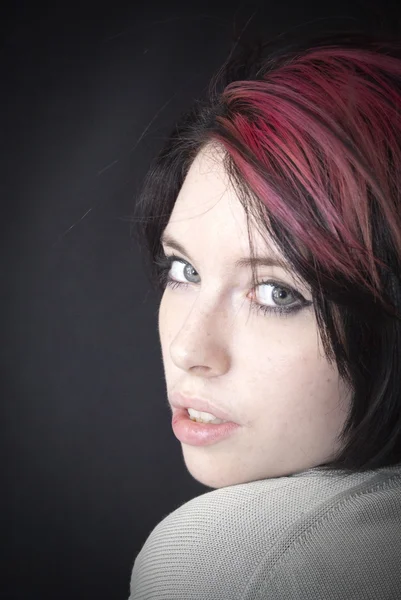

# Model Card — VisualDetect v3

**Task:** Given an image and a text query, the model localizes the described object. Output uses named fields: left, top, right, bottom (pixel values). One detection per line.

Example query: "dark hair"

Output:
left=131, top=28, right=401, bottom=475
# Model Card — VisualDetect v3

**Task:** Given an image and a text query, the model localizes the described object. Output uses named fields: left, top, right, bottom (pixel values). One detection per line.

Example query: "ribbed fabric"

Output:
left=129, top=463, right=401, bottom=599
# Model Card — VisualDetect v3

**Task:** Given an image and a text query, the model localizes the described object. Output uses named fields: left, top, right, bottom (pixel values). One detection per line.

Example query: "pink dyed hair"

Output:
left=212, top=44, right=401, bottom=317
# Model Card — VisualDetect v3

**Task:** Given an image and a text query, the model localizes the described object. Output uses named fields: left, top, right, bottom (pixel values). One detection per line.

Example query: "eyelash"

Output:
left=153, top=253, right=309, bottom=319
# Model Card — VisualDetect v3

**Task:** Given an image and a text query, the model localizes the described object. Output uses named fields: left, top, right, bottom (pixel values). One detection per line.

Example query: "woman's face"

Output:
left=158, top=144, right=352, bottom=488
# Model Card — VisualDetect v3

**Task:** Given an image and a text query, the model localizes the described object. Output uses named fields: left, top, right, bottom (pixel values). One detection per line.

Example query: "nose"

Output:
left=169, top=297, right=231, bottom=376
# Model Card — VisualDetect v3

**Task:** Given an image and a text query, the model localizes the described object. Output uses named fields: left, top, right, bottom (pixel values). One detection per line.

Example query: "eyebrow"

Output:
left=160, top=233, right=289, bottom=270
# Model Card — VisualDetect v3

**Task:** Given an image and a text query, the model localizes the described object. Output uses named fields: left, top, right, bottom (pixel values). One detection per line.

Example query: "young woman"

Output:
left=129, top=28, right=401, bottom=599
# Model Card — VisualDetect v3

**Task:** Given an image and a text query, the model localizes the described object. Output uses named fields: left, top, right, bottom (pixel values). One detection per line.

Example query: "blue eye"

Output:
left=153, top=253, right=311, bottom=319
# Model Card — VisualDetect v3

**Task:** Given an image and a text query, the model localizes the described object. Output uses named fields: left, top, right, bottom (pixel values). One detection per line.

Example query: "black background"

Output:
left=4, top=1, right=401, bottom=599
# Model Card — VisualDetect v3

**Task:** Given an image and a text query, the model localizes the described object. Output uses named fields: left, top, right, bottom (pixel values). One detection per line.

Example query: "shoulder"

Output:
left=129, top=465, right=401, bottom=600
left=247, top=466, right=401, bottom=599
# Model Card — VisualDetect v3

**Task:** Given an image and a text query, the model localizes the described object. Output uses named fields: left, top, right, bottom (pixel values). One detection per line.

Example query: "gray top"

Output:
left=129, top=463, right=401, bottom=599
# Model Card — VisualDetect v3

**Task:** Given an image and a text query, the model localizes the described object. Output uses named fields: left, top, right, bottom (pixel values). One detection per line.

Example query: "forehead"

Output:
left=167, top=144, right=281, bottom=259
left=172, top=145, right=235, bottom=217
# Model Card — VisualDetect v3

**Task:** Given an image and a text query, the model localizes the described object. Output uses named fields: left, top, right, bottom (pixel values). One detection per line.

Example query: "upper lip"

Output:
left=170, top=391, right=237, bottom=423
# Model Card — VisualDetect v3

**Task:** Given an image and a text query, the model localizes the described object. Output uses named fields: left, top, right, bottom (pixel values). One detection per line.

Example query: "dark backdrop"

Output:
left=4, top=1, right=401, bottom=599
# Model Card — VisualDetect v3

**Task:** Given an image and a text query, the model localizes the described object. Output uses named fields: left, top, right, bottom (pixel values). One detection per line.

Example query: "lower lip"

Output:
left=171, top=408, right=240, bottom=446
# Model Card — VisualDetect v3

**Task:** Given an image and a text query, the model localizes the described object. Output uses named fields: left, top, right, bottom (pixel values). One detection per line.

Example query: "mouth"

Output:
left=170, top=391, right=236, bottom=424
left=171, top=407, right=241, bottom=446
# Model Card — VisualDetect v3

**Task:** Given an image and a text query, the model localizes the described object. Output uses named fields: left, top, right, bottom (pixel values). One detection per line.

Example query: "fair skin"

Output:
left=158, top=143, right=352, bottom=489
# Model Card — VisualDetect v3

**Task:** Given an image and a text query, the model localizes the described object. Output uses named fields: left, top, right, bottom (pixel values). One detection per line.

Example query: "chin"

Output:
left=186, top=467, right=239, bottom=489
left=181, top=445, right=259, bottom=489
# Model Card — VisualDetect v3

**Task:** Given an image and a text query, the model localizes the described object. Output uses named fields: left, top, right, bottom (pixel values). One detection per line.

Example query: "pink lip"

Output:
left=169, top=391, right=237, bottom=424
left=171, top=407, right=241, bottom=446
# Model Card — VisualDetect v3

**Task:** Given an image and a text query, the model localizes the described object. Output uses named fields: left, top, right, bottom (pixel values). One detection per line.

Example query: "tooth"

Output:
left=187, top=408, right=227, bottom=424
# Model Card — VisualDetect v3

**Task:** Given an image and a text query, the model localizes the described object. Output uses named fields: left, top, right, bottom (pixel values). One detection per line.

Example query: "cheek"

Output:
left=158, top=292, right=178, bottom=355
left=158, top=293, right=169, bottom=339
left=158, top=295, right=173, bottom=380
left=239, top=318, right=319, bottom=381
left=238, top=326, right=341, bottom=409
